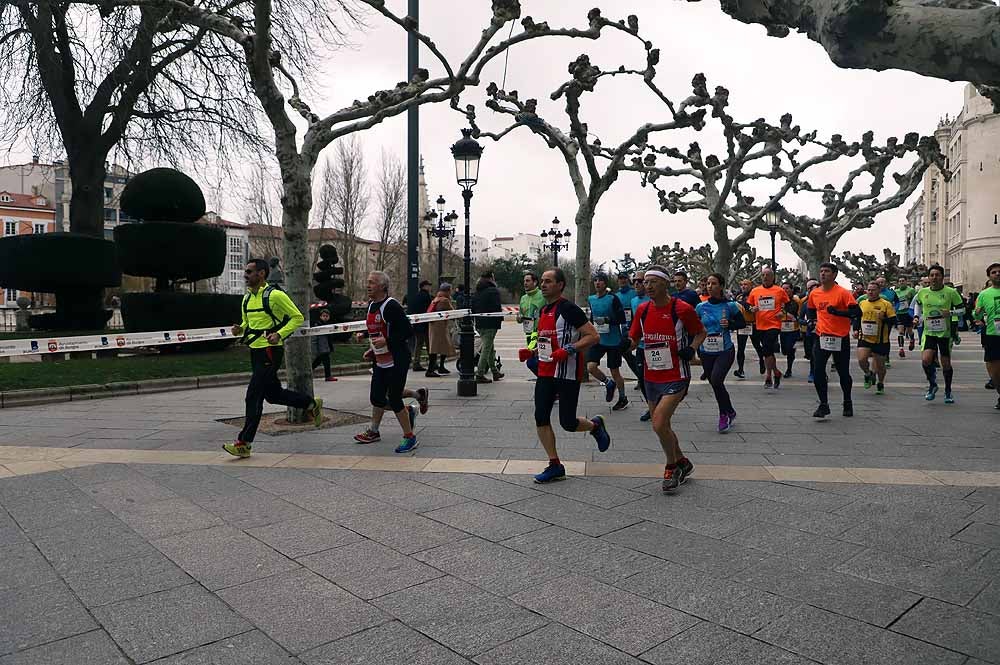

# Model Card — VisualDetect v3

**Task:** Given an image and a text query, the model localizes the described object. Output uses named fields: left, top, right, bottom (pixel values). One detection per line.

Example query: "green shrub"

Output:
left=0, top=233, right=120, bottom=291
left=122, top=292, right=243, bottom=332
left=119, top=167, right=206, bottom=223
left=115, top=222, right=225, bottom=283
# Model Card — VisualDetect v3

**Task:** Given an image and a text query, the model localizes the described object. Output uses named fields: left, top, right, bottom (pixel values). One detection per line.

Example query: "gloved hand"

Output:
left=618, top=336, right=632, bottom=352
left=677, top=346, right=695, bottom=362
left=826, top=305, right=839, bottom=315
left=518, top=348, right=533, bottom=363
left=363, top=349, right=375, bottom=362
left=550, top=348, right=570, bottom=363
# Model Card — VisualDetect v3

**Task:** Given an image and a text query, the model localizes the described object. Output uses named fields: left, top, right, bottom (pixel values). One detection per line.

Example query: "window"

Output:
left=103, top=208, right=117, bottom=222
left=229, top=236, right=242, bottom=252
left=230, top=271, right=242, bottom=291
left=104, top=187, right=113, bottom=203
left=4, top=221, right=15, bottom=236
left=33, top=223, right=44, bottom=234
left=229, top=253, right=243, bottom=271
left=0, top=194, right=11, bottom=203
left=5, top=288, right=16, bottom=302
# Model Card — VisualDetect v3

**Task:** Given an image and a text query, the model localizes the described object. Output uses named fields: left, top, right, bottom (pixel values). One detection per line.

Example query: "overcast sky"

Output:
left=5, top=0, right=967, bottom=272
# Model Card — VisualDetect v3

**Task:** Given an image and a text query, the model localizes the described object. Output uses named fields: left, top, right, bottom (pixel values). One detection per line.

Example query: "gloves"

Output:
left=363, top=349, right=375, bottom=362
left=550, top=348, right=570, bottom=363
left=618, top=336, right=633, bottom=352
left=518, top=348, right=533, bottom=363
left=677, top=346, right=695, bottom=362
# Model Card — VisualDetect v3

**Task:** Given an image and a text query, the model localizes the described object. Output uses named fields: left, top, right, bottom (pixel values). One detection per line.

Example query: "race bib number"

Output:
left=645, top=343, right=673, bottom=371
left=819, top=335, right=842, bottom=352
left=537, top=336, right=553, bottom=362
left=758, top=296, right=775, bottom=312
left=369, top=335, right=394, bottom=368
left=927, top=316, right=946, bottom=333
left=702, top=334, right=724, bottom=354
left=522, top=318, right=534, bottom=334
left=593, top=317, right=610, bottom=334
left=737, top=328, right=750, bottom=337
left=993, top=317, right=1000, bottom=336
left=781, top=320, right=797, bottom=332
left=861, top=321, right=878, bottom=337
left=624, top=309, right=633, bottom=324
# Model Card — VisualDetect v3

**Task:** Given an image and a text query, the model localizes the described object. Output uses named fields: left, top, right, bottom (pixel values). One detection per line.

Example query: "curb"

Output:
left=0, top=363, right=371, bottom=409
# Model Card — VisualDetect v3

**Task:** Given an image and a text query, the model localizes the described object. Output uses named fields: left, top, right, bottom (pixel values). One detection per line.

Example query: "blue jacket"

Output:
left=587, top=292, right=625, bottom=346
left=630, top=294, right=650, bottom=348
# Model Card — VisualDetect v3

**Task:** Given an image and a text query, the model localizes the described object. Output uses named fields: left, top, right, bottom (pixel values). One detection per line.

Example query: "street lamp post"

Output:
left=540, top=217, right=570, bottom=267
left=451, top=128, right=483, bottom=397
left=428, top=195, right=457, bottom=285
left=764, top=207, right=782, bottom=271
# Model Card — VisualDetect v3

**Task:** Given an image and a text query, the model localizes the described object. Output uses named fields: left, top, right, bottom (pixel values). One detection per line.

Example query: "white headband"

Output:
left=645, top=270, right=670, bottom=281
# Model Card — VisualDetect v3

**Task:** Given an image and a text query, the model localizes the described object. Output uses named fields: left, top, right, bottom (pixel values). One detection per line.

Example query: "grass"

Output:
left=1, top=344, right=367, bottom=391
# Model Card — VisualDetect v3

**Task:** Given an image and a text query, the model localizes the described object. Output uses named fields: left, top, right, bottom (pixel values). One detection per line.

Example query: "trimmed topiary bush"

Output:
left=115, top=222, right=225, bottom=284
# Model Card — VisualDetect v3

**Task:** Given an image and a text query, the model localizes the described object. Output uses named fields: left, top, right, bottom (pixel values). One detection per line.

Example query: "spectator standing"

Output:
left=473, top=271, right=504, bottom=383
left=408, top=280, right=433, bottom=371
left=426, top=283, right=456, bottom=377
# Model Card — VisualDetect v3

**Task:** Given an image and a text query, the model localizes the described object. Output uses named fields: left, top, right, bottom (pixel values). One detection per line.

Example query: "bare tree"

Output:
left=243, top=161, right=283, bottom=263
left=372, top=150, right=406, bottom=273
left=698, top=0, right=1000, bottom=110
left=647, top=241, right=768, bottom=284
left=836, top=248, right=927, bottom=285
left=313, top=137, right=369, bottom=299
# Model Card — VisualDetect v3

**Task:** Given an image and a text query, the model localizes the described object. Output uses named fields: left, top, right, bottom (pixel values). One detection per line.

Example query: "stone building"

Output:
left=904, top=84, right=1000, bottom=290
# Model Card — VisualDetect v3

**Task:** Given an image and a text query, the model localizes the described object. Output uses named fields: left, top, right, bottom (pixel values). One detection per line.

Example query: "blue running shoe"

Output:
left=534, top=462, right=566, bottom=484
left=591, top=415, right=611, bottom=452
left=395, top=435, right=419, bottom=454
left=807, top=372, right=814, bottom=384
left=944, top=392, right=955, bottom=404
left=604, top=379, right=616, bottom=403
left=925, top=384, right=938, bottom=401
left=639, top=410, right=651, bottom=422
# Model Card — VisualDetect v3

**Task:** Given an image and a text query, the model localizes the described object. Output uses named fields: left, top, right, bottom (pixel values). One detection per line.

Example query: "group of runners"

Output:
left=224, top=256, right=1000, bottom=496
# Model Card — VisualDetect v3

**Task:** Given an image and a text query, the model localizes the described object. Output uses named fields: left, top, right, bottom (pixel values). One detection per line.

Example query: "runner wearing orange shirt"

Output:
left=747, top=267, right=790, bottom=390
left=806, top=262, right=860, bottom=418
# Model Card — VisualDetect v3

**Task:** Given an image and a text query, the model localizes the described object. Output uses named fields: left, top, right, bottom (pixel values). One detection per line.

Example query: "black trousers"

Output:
left=812, top=336, right=852, bottom=406
left=312, top=353, right=331, bottom=379
left=239, top=346, right=313, bottom=443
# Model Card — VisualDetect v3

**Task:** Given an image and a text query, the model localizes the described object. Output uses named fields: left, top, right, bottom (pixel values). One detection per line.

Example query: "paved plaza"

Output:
left=1, top=326, right=999, bottom=663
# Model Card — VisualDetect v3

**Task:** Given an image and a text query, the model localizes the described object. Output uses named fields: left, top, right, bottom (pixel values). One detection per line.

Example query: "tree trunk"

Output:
left=66, top=154, right=108, bottom=238
left=711, top=217, right=735, bottom=284
left=573, top=203, right=593, bottom=306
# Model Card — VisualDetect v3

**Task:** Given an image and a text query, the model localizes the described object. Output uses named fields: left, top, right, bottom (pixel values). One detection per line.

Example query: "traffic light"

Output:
left=313, top=244, right=352, bottom=337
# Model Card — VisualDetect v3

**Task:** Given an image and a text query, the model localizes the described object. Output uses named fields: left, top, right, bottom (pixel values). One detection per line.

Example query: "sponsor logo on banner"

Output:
left=30, top=341, right=39, bottom=352
left=177, top=332, right=187, bottom=342
left=219, top=328, right=227, bottom=336
left=47, top=340, right=58, bottom=352
left=101, top=337, right=109, bottom=346
left=116, top=336, right=126, bottom=347
left=163, top=332, right=171, bottom=341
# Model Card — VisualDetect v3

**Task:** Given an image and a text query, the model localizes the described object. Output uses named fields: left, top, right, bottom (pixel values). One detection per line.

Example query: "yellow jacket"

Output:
left=239, top=283, right=304, bottom=348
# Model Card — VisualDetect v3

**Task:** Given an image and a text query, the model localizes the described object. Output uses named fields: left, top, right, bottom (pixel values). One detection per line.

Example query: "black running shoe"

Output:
left=677, top=456, right=694, bottom=483
left=842, top=402, right=853, bottom=418
left=813, top=403, right=831, bottom=419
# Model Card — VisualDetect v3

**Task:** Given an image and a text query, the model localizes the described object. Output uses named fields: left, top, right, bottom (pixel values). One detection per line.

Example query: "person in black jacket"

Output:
left=408, top=280, right=434, bottom=371
left=473, top=271, right=504, bottom=383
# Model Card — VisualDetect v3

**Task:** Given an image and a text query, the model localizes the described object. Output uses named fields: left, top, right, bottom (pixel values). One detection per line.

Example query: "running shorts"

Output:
left=587, top=344, right=623, bottom=369
left=922, top=335, right=952, bottom=357
left=858, top=340, right=890, bottom=357
left=758, top=329, right=780, bottom=357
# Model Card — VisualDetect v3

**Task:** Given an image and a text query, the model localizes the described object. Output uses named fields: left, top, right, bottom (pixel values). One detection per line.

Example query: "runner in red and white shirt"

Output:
left=628, top=265, right=707, bottom=493
left=517, top=268, right=612, bottom=483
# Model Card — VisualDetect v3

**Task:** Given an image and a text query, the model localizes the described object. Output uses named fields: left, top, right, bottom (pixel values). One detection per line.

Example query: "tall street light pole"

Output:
left=451, top=129, right=483, bottom=397
left=428, top=195, right=456, bottom=285
left=540, top=216, right=570, bottom=267
left=406, top=0, right=420, bottom=309
left=764, top=206, right=782, bottom=271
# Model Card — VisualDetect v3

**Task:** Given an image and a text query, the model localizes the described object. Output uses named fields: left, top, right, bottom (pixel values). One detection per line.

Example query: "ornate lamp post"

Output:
left=428, top=195, right=457, bottom=285
left=451, top=128, right=483, bottom=397
left=540, top=216, right=571, bottom=267
left=764, top=206, right=782, bottom=271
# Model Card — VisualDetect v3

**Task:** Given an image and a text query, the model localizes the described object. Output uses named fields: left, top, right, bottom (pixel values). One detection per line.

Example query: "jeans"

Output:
left=476, top=328, right=499, bottom=376
left=701, top=347, right=735, bottom=415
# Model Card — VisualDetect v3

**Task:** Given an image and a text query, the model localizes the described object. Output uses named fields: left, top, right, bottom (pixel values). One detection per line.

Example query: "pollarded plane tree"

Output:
left=111, top=0, right=632, bottom=407
left=647, top=241, right=769, bottom=285
left=455, top=11, right=710, bottom=303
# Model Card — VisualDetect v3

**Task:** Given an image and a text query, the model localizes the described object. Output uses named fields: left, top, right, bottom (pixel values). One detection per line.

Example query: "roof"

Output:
left=247, top=223, right=380, bottom=246
left=197, top=213, right=247, bottom=229
left=0, top=191, right=54, bottom=211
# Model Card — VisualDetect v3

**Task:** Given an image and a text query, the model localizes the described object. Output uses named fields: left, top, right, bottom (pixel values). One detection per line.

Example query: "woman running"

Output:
left=696, top=273, right=747, bottom=432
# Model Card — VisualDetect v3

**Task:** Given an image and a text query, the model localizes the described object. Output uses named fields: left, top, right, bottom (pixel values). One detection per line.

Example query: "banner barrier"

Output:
left=0, top=308, right=516, bottom=358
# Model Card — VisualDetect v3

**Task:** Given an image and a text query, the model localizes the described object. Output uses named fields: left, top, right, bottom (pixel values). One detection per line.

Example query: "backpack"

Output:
left=241, top=284, right=291, bottom=344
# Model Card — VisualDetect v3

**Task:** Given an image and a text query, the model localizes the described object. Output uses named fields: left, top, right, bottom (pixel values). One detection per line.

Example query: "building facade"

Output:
left=193, top=213, right=250, bottom=295
left=0, top=190, right=57, bottom=307
left=904, top=85, right=1000, bottom=290
left=489, top=233, right=545, bottom=260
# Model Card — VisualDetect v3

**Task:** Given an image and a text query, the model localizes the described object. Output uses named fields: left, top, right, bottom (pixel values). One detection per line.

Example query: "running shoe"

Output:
left=700, top=372, right=708, bottom=381
left=633, top=383, right=643, bottom=391
left=773, top=374, right=781, bottom=390
left=353, top=428, right=381, bottom=444
left=437, top=366, right=451, bottom=375
left=876, top=383, right=885, bottom=395
left=953, top=336, right=962, bottom=346
left=604, top=379, right=616, bottom=403
left=898, top=348, right=905, bottom=358
left=944, top=392, right=955, bottom=404
left=395, top=435, right=419, bottom=454
left=416, top=387, right=429, bottom=415
left=807, top=372, right=814, bottom=384
left=813, top=403, right=831, bottom=419
left=309, top=398, right=324, bottom=427
left=425, top=369, right=441, bottom=377
left=591, top=415, right=611, bottom=452
left=733, top=369, right=746, bottom=380
left=222, top=441, right=252, bottom=458
left=325, top=376, right=338, bottom=382
left=843, top=402, right=853, bottom=418
left=925, top=384, right=938, bottom=401
left=764, top=377, right=773, bottom=390
left=783, top=369, right=792, bottom=379
left=759, top=363, right=766, bottom=375
left=995, top=397, right=1000, bottom=410
left=909, top=338, right=915, bottom=351
left=677, top=456, right=694, bottom=482
left=492, top=371, right=505, bottom=381
left=718, top=414, right=732, bottom=433
left=475, top=375, right=493, bottom=384
left=864, top=373, right=873, bottom=390
left=885, top=359, right=891, bottom=369
left=534, top=462, right=566, bottom=483
left=612, top=397, right=629, bottom=411
left=639, top=410, right=651, bottom=422
left=727, top=410, right=737, bottom=426
left=987, top=379, right=995, bottom=390
left=662, top=465, right=681, bottom=494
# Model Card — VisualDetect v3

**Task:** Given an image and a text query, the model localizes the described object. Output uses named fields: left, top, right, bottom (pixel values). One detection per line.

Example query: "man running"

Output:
left=587, top=273, right=629, bottom=410
left=914, top=265, right=965, bottom=404
left=628, top=265, right=707, bottom=493
left=518, top=271, right=545, bottom=376
left=893, top=277, right=917, bottom=357
left=973, top=263, right=1000, bottom=410
left=734, top=278, right=763, bottom=378
left=806, top=262, right=859, bottom=418
left=672, top=271, right=701, bottom=308
left=855, top=281, right=896, bottom=395
left=353, top=271, right=429, bottom=453
left=630, top=271, right=651, bottom=421
left=748, top=267, right=790, bottom=389
left=779, top=280, right=801, bottom=378
left=226, top=259, right=323, bottom=458
left=615, top=271, right=641, bottom=399
left=696, top=273, right=746, bottom=432
left=519, top=268, right=611, bottom=483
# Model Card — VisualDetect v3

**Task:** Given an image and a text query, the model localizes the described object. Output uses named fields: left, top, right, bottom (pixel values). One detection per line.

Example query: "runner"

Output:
left=779, top=281, right=801, bottom=378
left=800, top=279, right=820, bottom=383
left=615, top=271, right=642, bottom=401
left=518, top=271, right=545, bottom=376
left=696, top=273, right=746, bottom=432
left=893, top=277, right=917, bottom=357
left=806, top=262, right=859, bottom=418
left=587, top=273, right=629, bottom=410
left=518, top=268, right=611, bottom=483
left=747, top=266, right=790, bottom=390
left=855, top=280, right=897, bottom=395
left=672, top=271, right=701, bottom=308
left=913, top=265, right=964, bottom=404
left=353, top=271, right=429, bottom=453
left=630, top=271, right=652, bottom=421
left=226, top=259, right=323, bottom=458
left=733, top=278, right=763, bottom=379
left=628, top=265, right=707, bottom=493
left=973, top=263, right=1000, bottom=410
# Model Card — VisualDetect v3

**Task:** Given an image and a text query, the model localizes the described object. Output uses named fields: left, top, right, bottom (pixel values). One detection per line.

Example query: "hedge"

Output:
left=119, top=167, right=206, bottom=223
left=0, top=233, right=120, bottom=291
left=122, top=292, right=243, bottom=332
left=115, top=222, right=225, bottom=282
